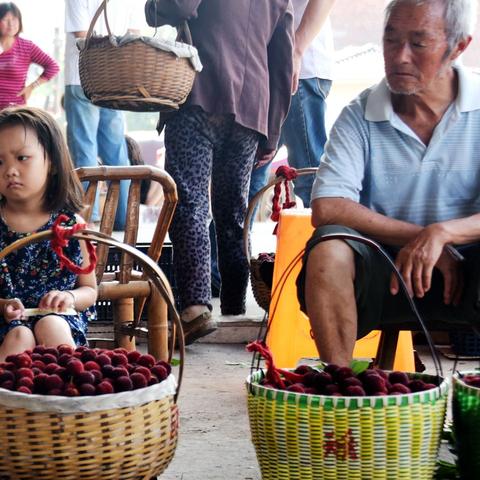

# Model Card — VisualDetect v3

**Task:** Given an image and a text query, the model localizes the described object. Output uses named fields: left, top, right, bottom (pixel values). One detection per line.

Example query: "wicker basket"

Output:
left=243, top=167, right=317, bottom=312
left=79, top=0, right=196, bottom=112
left=452, top=371, right=480, bottom=479
left=0, top=230, right=185, bottom=480
left=246, top=370, right=449, bottom=480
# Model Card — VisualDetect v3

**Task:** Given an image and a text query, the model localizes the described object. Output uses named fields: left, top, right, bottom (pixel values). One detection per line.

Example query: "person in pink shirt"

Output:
left=0, top=2, right=59, bottom=110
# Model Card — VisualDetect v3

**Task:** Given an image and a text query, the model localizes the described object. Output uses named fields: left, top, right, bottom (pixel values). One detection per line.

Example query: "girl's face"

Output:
left=0, top=125, right=50, bottom=207
left=0, top=12, right=20, bottom=38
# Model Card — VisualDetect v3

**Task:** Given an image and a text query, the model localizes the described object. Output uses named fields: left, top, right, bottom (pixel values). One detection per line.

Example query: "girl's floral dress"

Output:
left=0, top=211, right=96, bottom=345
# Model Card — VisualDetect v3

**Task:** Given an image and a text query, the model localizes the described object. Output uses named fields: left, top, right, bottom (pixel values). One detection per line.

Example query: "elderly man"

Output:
left=297, top=0, right=480, bottom=366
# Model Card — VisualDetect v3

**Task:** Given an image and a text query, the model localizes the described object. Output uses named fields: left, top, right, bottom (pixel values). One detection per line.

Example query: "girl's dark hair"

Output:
left=0, top=2, right=22, bottom=35
left=0, top=106, right=84, bottom=213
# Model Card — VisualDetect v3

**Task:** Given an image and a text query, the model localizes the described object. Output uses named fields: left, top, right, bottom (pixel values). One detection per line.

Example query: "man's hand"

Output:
left=254, top=147, right=276, bottom=169
left=291, top=50, right=302, bottom=94
left=3, top=298, right=25, bottom=323
left=390, top=224, right=462, bottom=304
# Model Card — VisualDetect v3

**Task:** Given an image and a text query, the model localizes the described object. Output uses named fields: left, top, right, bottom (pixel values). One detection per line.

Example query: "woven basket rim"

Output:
left=246, top=369, right=449, bottom=408
left=453, top=370, right=480, bottom=396
left=0, top=373, right=176, bottom=414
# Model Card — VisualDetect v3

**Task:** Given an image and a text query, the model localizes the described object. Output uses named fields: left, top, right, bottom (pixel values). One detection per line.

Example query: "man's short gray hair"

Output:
left=385, top=0, right=478, bottom=50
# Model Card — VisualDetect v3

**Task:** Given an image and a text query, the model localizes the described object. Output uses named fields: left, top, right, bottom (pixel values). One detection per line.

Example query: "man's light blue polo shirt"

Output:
left=311, top=66, right=480, bottom=226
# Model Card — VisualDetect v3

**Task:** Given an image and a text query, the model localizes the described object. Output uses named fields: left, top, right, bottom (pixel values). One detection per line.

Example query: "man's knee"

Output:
left=305, top=239, right=355, bottom=283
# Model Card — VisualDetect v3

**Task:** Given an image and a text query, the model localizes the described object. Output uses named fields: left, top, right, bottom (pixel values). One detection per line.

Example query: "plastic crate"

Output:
left=450, top=331, right=480, bottom=357
left=95, top=243, right=176, bottom=322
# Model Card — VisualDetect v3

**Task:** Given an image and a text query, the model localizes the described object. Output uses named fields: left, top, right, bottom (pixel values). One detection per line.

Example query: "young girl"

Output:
left=0, top=106, right=97, bottom=361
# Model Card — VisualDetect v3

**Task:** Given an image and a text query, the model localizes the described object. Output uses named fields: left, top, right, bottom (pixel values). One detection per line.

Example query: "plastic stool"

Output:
left=266, top=209, right=415, bottom=371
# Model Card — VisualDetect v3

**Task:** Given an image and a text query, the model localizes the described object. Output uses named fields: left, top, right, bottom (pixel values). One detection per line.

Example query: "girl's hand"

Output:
left=38, top=290, right=75, bottom=312
left=3, top=298, right=25, bottom=323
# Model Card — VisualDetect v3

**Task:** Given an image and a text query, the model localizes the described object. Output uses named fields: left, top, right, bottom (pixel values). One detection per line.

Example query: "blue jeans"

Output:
left=64, top=85, right=130, bottom=230
left=249, top=77, right=332, bottom=208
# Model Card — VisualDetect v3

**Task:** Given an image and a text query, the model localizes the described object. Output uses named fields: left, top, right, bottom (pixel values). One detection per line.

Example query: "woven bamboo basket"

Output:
left=452, top=371, right=480, bottom=479
left=247, top=370, right=449, bottom=480
left=246, top=233, right=449, bottom=479
left=243, top=167, right=317, bottom=312
left=0, top=230, right=185, bottom=480
left=79, top=0, right=196, bottom=112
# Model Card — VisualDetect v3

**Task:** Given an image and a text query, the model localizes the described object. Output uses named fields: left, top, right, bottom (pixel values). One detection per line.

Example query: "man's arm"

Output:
left=292, top=0, right=335, bottom=92
left=261, top=4, right=294, bottom=152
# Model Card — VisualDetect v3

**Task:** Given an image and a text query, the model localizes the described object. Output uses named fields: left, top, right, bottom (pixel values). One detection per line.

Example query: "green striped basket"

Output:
left=452, top=371, right=480, bottom=479
left=246, top=370, right=449, bottom=480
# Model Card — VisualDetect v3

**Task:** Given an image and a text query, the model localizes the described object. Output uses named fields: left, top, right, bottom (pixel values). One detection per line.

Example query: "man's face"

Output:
left=383, top=0, right=453, bottom=95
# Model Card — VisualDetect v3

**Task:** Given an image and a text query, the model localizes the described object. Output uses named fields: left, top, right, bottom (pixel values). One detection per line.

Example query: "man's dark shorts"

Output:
left=296, top=225, right=480, bottom=339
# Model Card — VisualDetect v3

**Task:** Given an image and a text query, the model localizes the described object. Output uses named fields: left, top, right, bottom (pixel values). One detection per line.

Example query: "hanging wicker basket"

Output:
left=0, top=230, right=185, bottom=480
left=79, top=0, right=197, bottom=112
left=243, top=167, right=317, bottom=312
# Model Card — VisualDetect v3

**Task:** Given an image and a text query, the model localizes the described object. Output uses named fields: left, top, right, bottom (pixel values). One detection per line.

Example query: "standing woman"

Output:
left=0, top=2, right=59, bottom=110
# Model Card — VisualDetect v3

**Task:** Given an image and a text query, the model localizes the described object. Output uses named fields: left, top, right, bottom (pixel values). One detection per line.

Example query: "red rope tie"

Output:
left=246, top=340, right=286, bottom=389
left=50, top=214, right=96, bottom=274
left=270, top=166, right=298, bottom=233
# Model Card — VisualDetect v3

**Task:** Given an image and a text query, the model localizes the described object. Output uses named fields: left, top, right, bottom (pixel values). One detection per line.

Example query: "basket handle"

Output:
left=265, top=231, right=443, bottom=378
left=176, top=21, right=193, bottom=45
left=243, top=167, right=317, bottom=263
left=84, top=0, right=113, bottom=48
left=0, top=229, right=186, bottom=400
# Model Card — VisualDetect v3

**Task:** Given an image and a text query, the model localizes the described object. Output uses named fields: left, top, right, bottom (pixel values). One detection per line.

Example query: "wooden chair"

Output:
left=75, top=165, right=177, bottom=361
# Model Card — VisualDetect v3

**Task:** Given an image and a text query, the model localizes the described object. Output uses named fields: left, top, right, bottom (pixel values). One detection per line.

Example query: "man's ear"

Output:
left=451, top=35, right=472, bottom=61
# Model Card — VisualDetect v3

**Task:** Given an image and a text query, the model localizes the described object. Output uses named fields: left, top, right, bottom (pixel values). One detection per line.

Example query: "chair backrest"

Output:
left=76, top=165, right=177, bottom=284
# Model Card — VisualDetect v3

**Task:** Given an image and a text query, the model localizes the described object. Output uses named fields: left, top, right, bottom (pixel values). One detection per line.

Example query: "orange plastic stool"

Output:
left=266, top=209, right=415, bottom=371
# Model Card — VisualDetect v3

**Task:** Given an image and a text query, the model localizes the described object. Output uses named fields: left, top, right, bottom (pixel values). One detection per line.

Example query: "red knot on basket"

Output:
left=270, top=166, right=297, bottom=233
left=51, top=214, right=96, bottom=274
left=247, top=340, right=286, bottom=389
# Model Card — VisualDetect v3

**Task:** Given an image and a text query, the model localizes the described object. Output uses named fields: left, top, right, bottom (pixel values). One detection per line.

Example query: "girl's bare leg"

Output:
left=0, top=326, right=36, bottom=361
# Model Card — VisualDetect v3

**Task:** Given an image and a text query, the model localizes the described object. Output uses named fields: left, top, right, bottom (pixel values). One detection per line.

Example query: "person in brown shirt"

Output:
left=145, top=0, right=294, bottom=344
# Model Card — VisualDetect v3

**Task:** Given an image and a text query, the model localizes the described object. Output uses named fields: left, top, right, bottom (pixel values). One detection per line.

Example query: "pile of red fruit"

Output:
left=0, top=345, right=171, bottom=396
left=461, top=373, right=480, bottom=388
left=260, top=364, right=438, bottom=397
left=247, top=340, right=437, bottom=397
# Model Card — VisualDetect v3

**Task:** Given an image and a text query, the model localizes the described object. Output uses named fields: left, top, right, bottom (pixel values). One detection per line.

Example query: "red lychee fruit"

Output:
left=345, top=385, right=366, bottom=396
left=17, top=377, right=34, bottom=389
left=334, top=367, right=354, bottom=382
left=80, top=349, right=97, bottom=362
left=57, top=344, right=74, bottom=356
left=66, top=359, right=84, bottom=376
left=148, top=376, right=159, bottom=386
left=286, top=383, right=306, bottom=393
left=44, top=347, right=59, bottom=358
left=79, top=383, right=96, bottom=396
left=74, top=371, right=95, bottom=385
left=155, top=361, right=172, bottom=376
left=96, top=381, right=114, bottom=395
left=341, top=377, right=363, bottom=389
left=45, top=374, right=64, bottom=391
left=44, top=363, right=60, bottom=375
left=111, top=353, right=128, bottom=367
left=294, top=364, right=312, bottom=375
left=16, top=367, right=34, bottom=380
left=113, top=347, right=129, bottom=356
left=324, top=384, right=341, bottom=395
left=408, top=379, right=427, bottom=393
left=130, top=372, right=148, bottom=389
left=111, top=367, right=129, bottom=379
left=127, top=350, right=142, bottom=364
left=91, top=369, right=103, bottom=384
left=33, top=345, right=46, bottom=355
left=64, top=386, right=80, bottom=397
left=42, top=353, right=57, bottom=365
left=151, top=365, right=168, bottom=381
left=58, top=353, right=72, bottom=367
left=16, top=385, right=32, bottom=394
left=83, top=361, right=101, bottom=371
left=389, top=383, right=411, bottom=395
left=96, top=354, right=112, bottom=367
left=313, top=371, right=333, bottom=389
left=323, top=364, right=340, bottom=375
left=137, top=354, right=156, bottom=368
left=115, top=376, right=133, bottom=392
left=0, top=370, right=15, bottom=383
left=362, top=374, right=387, bottom=395
left=101, top=364, right=115, bottom=378
left=46, top=388, right=63, bottom=396
left=0, top=380, right=14, bottom=390
left=32, top=360, right=46, bottom=371
left=423, top=383, right=437, bottom=391
left=388, top=371, right=409, bottom=386
left=14, top=353, right=32, bottom=369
